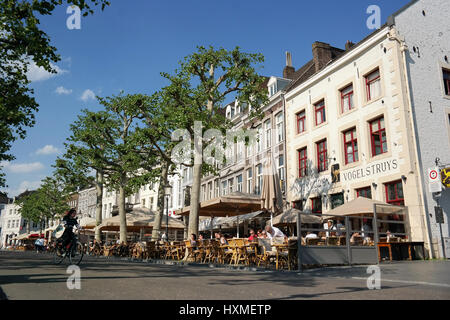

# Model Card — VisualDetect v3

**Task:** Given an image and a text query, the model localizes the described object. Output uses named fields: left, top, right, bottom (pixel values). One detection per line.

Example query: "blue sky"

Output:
left=1, top=0, right=410, bottom=197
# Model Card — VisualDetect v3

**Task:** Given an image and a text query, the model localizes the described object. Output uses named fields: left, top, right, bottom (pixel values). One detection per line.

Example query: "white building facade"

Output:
left=392, top=0, right=450, bottom=258
left=284, top=26, right=431, bottom=254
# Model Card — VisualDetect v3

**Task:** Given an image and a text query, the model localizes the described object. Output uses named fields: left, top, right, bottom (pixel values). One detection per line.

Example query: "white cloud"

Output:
left=5, top=180, right=43, bottom=197
left=1, top=161, right=44, bottom=174
left=35, top=145, right=60, bottom=155
left=26, top=61, right=68, bottom=82
left=55, top=86, right=72, bottom=95
left=80, top=89, right=96, bottom=102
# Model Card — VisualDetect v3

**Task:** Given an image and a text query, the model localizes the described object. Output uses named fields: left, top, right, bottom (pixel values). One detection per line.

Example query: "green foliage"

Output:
left=17, top=176, right=70, bottom=224
left=0, top=0, right=109, bottom=187
left=160, top=46, right=268, bottom=173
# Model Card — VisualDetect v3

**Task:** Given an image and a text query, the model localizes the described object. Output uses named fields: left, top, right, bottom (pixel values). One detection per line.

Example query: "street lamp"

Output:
left=164, top=184, right=173, bottom=242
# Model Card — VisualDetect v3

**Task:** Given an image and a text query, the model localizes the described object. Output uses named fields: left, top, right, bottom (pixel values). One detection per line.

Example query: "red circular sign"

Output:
left=429, top=170, right=438, bottom=180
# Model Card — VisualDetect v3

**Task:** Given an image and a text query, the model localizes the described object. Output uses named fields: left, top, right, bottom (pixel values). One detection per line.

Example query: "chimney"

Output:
left=345, top=40, right=355, bottom=51
left=283, top=51, right=295, bottom=80
left=312, top=42, right=333, bottom=73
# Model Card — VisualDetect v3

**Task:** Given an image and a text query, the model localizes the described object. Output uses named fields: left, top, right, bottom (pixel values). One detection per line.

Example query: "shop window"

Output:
left=385, top=180, right=404, bottom=206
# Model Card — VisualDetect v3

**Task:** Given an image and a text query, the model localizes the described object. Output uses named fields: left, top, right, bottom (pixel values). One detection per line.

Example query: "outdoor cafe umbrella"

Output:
left=325, top=196, right=405, bottom=218
left=79, top=216, right=97, bottom=229
left=272, top=208, right=322, bottom=226
left=260, top=152, right=283, bottom=226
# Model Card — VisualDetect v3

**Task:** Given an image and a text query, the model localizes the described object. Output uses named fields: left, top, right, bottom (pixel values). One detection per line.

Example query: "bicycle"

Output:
left=53, top=226, right=84, bottom=265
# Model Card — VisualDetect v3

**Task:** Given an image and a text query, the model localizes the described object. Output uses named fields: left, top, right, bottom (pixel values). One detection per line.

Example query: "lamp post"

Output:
left=164, top=185, right=172, bottom=242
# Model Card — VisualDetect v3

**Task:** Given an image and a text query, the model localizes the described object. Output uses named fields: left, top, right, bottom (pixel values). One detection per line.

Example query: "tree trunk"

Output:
left=118, top=183, right=127, bottom=243
left=152, top=163, right=168, bottom=240
left=188, top=161, right=202, bottom=238
left=95, top=170, right=104, bottom=242
left=27, top=219, right=31, bottom=234
left=188, top=119, right=205, bottom=238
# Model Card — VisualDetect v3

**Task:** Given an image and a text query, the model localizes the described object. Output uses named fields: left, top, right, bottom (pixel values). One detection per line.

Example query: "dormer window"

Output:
left=269, top=83, right=277, bottom=97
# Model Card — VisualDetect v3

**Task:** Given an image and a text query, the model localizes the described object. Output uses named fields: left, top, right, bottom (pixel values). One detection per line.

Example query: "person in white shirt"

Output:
left=305, top=232, right=319, bottom=240
left=265, top=224, right=285, bottom=239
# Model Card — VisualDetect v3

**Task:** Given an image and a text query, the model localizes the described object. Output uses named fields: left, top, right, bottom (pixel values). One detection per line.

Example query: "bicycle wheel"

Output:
left=69, top=242, right=84, bottom=265
left=53, top=248, right=65, bottom=265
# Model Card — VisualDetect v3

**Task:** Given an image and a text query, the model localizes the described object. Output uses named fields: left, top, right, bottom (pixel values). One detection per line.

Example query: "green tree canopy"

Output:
left=0, top=0, right=109, bottom=187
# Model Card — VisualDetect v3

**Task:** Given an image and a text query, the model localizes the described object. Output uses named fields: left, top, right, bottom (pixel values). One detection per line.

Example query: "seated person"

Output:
left=350, top=232, right=361, bottom=244
left=317, top=231, right=326, bottom=239
left=259, top=230, right=268, bottom=239
left=265, top=224, right=285, bottom=239
left=305, top=232, right=319, bottom=240
left=386, top=230, right=396, bottom=242
left=248, top=229, right=258, bottom=242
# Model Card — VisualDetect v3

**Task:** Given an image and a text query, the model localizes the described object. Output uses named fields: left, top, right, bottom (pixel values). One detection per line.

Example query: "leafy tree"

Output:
left=17, top=176, right=70, bottom=234
left=94, top=93, right=160, bottom=243
left=55, top=109, right=114, bottom=242
left=161, top=46, right=268, bottom=237
left=0, top=0, right=109, bottom=187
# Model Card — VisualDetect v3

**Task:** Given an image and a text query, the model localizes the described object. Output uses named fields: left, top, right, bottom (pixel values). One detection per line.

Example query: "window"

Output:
left=222, top=181, right=228, bottom=196
left=214, top=179, right=220, bottom=198
left=316, top=140, right=328, bottom=172
left=201, top=185, right=206, bottom=201
left=370, top=117, right=387, bottom=156
left=343, top=128, right=358, bottom=164
left=341, top=84, right=354, bottom=113
left=314, top=100, right=326, bottom=125
left=150, top=197, right=154, bottom=210
left=264, top=119, right=271, bottom=149
left=246, top=140, right=252, bottom=157
left=276, top=112, right=284, bottom=143
left=237, top=175, right=243, bottom=192
left=208, top=182, right=213, bottom=200
left=357, top=187, right=372, bottom=199
left=311, top=197, right=322, bottom=214
left=365, top=69, right=381, bottom=101
left=269, top=83, right=277, bottom=97
left=228, top=178, right=234, bottom=194
left=7, top=220, right=10, bottom=228
left=256, top=125, right=262, bottom=153
left=247, top=169, right=253, bottom=194
left=292, top=201, right=303, bottom=210
left=296, top=111, right=306, bottom=134
left=237, top=141, right=244, bottom=161
left=142, top=198, right=146, bottom=207
left=385, top=180, right=404, bottom=206
left=298, top=147, right=307, bottom=177
left=443, top=68, right=450, bottom=96
left=256, top=164, right=263, bottom=195
left=330, top=193, right=344, bottom=209
left=278, top=155, right=285, bottom=193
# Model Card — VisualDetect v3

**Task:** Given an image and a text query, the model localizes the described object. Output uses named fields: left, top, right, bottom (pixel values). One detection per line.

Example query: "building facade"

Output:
left=284, top=26, right=431, bottom=254
left=77, top=187, right=97, bottom=218
left=392, top=0, right=450, bottom=258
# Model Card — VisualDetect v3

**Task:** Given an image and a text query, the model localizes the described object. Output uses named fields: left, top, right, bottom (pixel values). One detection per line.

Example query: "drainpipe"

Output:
left=281, top=92, right=288, bottom=209
left=387, top=27, right=435, bottom=259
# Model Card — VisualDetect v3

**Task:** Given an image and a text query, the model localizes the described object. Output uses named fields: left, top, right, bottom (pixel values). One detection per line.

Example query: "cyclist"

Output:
left=57, top=208, right=81, bottom=256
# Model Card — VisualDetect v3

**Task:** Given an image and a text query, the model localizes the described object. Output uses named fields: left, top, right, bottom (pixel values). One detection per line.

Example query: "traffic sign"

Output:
left=428, top=167, right=442, bottom=193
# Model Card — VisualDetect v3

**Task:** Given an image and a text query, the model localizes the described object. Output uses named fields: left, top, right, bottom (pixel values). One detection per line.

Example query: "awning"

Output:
left=199, top=210, right=267, bottom=231
left=325, top=197, right=405, bottom=218
left=97, top=207, right=185, bottom=231
left=79, top=216, right=97, bottom=229
left=272, top=208, right=322, bottom=226
left=175, top=192, right=262, bottom=217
